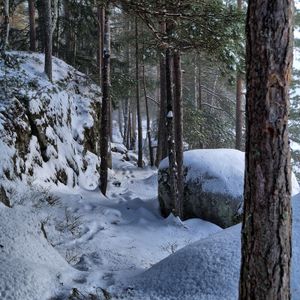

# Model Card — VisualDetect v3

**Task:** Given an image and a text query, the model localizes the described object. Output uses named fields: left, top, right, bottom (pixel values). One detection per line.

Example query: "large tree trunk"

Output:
left=44, top=0, right=53, bottom=81
left=28, top=0, right=36, bottom=51
left=100, top=5, right=111, bottom=196
left=135, top=17, right=143, bottom=168
left=239, top=1, right=293, bottom=299
left=173, top=50, right=183, bottom=219
left=155, top=20, right=168, bottom=166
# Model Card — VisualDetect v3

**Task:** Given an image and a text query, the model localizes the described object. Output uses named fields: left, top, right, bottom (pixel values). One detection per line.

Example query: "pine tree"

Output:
left=239, top=0, right=293, bottom=298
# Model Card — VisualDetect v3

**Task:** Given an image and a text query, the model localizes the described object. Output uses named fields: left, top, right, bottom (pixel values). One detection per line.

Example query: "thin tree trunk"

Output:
left=1, top=0, right=10, bottom=53
left=142, top=64, right=154, bottom=167
left=135, top=17, right=143, bottom=168
left=100, top=5, right=111, bottom=196
left=63, top=0, right=72, bottom=64
left=44, top=0, right=52, bottom=81
left=97, top=6, right=104, bottom=85
left=28, top=0, right=36, bottom=51
left=197, top=57, right=202, bottom=110
left=130, top=100, right=137, bottom=150
left=235, top=0, right=243, bottom=150
left=155, top=20, right=168, bottom=166
left=173, top=50, right=183, bottom=219
left=239, top=1, right=293, bottom=299
left=165, top=31, right=179, bottom=216
left=123, top=19, right=131, bottom=148
left=127, top=109, right=132, bottom=149
left=235, top=74, right=243, bottom=150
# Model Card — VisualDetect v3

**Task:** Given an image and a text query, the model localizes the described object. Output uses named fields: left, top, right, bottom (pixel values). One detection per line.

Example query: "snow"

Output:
left=160, top=149, right=300, bottom=197
left=0, top=204, right=73, bottom=300
left=113, top=195, right=300, bottom=300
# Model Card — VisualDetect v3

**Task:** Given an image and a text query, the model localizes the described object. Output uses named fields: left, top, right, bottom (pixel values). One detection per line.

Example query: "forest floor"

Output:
left=47, top=151, right=221, bottom=297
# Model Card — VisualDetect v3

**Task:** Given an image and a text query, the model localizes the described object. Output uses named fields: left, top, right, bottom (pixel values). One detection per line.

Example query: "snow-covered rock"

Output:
left=0, top=52, right=101, bottom=196
left=158, top=149, right=300, bottom=228
left=114, top=195, right=300, bottom=300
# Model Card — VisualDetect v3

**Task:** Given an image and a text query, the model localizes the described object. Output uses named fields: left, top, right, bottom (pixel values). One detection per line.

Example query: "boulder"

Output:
left=158, top=149, right=300, bottom=228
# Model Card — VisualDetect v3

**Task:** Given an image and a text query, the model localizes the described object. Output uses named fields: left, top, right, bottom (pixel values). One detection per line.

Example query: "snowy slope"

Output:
left=0, top=52, right=101, bottom=198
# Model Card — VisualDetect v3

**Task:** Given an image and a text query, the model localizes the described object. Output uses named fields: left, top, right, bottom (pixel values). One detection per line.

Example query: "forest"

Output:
left=0, top=0, right=299, bottom=299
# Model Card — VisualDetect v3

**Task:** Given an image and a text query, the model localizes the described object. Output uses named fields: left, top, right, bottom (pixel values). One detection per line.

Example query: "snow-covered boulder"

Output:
left=0, top=52, right=101, bottom=194
left=114, top=195, right=300, bottom=300
left=158, top=149, right=300, bottom=228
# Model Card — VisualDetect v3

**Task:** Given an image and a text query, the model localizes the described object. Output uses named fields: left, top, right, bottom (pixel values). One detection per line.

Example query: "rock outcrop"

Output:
left=0, top=52, right=101, bottom=196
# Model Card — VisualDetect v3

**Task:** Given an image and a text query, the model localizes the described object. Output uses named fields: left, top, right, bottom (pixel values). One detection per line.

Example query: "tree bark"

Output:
left=235, top=0, right=243, bottom=150
left=235, top=74, right=243, bottom=150
left=97, top=5, right=104, bottom=86
left=28, top=0, right=36, bottom=52
left=239, top=1, right=293, bottom=299
left=142, top=64, right=154, bottom=167
left=135, top=17, right=143, bottom=168
left=1, top=0, right=10, bottom=53
left=100, top=5, right=111, bottom=196
left=44, top=0, right=53, bottom=81
left=165, top=28, right=179, bottom=217
left=173, top=50, right=183, bottom=219
left=155, top=20, right=168, bottom=166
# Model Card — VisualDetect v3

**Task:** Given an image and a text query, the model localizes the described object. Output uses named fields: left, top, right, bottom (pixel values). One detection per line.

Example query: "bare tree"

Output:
left=239, top=0, right=293, bottom=298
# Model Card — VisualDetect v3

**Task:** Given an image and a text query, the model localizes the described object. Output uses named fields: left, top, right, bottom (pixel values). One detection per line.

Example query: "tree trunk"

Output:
left=130, top=100, right=137, bottom=150
left=165, top=39, right=179, bottom=217
left=63, top=0, right=72, bottom=64
left=100, top=5, right=111, bottom=196
left=142, top=64, right=154, bottom=167
left=123, top=19, right=131, bottom=148
left=173, top=50, right=183, bottom=219
left=235, top=0, right=243, bottom=150
left=97, top=5, right=104, bottom=85
left=28, top=0, right=36, bottom=51
left=135, top=17, right=143, bottom=168
left=239, top=1, right=293, bottom=299
left=235, top=74, right=243, bottom=150
left=1, top=0, right=10, bottom=53
left=44, top=0, right=53, bottom=81
left=155, top=20, right=168, bottom=166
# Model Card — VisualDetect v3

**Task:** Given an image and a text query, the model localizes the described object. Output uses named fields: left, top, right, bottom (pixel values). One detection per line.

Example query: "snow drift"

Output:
left=114, top=195, right=300, bottom=300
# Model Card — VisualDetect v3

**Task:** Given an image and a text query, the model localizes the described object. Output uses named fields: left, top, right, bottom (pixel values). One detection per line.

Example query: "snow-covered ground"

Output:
left=1, top=51, right=300, bottom=300
left=0, top=151, right=221, bottom=299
